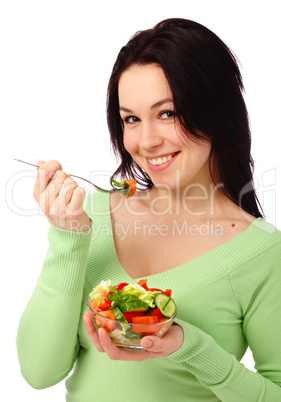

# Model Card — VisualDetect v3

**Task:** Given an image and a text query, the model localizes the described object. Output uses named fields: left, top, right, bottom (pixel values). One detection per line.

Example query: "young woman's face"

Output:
left=118, top=64, right=213, bottom=191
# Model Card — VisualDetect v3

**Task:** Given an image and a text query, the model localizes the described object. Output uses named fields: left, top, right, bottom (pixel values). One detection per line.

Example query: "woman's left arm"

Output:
left=160, top=244, right=281, bottom=401
left=84, top=244, right=281, bottom=401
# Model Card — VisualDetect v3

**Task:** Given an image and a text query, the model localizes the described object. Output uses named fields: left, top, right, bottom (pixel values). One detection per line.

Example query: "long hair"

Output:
left=107, top=18, right=263, bottom=218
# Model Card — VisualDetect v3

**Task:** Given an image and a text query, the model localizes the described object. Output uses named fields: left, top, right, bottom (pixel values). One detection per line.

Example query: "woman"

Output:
left=17, top=18, right=281, bottom=401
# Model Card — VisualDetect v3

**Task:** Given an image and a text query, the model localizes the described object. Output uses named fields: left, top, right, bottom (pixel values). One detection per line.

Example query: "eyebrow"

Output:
left=119, top=98, right=174, bottom=113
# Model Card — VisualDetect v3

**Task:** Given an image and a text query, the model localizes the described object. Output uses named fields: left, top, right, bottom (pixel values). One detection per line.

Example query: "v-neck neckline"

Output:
left=103, top=192, right=263, bottom=282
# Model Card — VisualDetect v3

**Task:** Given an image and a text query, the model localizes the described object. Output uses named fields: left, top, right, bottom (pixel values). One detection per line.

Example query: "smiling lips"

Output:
left=146, top=152, right=179, bottom=171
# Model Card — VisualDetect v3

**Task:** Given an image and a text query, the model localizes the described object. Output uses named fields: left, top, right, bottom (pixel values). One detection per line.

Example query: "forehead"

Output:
left=118, top=64, right=173, bottom=107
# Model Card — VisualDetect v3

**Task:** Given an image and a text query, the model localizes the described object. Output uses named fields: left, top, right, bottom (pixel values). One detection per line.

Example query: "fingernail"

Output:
left=142, top=339, right=153, bottom=348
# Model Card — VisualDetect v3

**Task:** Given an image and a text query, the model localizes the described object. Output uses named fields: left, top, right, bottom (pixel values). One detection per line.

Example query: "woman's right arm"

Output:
left=16, top=160, right=92, bottom=389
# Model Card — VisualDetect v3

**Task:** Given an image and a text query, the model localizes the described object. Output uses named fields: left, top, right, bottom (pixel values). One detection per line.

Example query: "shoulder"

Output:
left=250, top=218, right=281, bottom=248
left=230, top=218, right=281, bottom=283
left=242, top=217, right=281, bottom=262
left=228, top=220, right=281, bottom=311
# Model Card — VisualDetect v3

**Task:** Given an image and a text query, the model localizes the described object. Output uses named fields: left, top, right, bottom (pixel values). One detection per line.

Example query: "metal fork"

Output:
left=14, top=159, right=128, bottom=193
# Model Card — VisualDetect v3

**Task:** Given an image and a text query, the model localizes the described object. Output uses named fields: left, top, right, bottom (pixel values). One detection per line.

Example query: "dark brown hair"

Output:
left=107, top=18, right=263, bottom=218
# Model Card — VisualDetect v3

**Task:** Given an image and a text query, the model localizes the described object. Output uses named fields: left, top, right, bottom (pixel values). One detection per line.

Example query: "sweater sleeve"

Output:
left=168, top=246, right=281, bottom=401
left=168, top=319, right=281, bottom=401
left=16, top=223, right=92, bottom=389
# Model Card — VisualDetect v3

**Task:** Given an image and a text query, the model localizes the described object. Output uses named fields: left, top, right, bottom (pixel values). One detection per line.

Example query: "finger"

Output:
left=140, top=325, right=184, bottom=355
left=83, top=311, right=105, bottom=353
left=97, top=328, right=124, bottom=359
left=36, top=160, right=45, bottom=170
left=33, top=160, right=62, bottom=201
left=38, top=170, right=69, bottom=216
left=66, top=186, right=86, bottom=215
left=58, top=177, right=78, bottom=207
left=38, top=161, right=63, bottom=193
left=44, top=169, right=69, bottom=199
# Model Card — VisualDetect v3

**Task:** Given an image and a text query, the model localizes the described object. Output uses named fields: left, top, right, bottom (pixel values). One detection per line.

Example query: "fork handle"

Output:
left=13, top=159, right=120, bottom=193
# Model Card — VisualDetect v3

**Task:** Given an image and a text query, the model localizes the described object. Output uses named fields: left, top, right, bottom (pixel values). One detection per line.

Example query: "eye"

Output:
left=159, top=110, right=175, bottom=120
left=122, top=115, right=140, bottom=125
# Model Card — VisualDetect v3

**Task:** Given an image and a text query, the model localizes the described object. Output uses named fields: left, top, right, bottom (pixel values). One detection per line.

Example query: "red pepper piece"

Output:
left=116, top=282, right=129, bottom=292
left=123, top=311, right=146, bottom=323
left=98, top=299, right=112, bottom=310
left=148, top=288, right=163, bottom=293
left=152, top=308, right=163, bottom=320
left=99, top=291, right=114, bottom=310
left=137, top=279, right=149, bottom=291
left=148, top=287, right=172, bottom=297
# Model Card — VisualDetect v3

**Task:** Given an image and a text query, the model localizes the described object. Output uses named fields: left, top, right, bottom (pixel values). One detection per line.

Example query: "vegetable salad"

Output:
left=87, top=279, right=177, bottom=345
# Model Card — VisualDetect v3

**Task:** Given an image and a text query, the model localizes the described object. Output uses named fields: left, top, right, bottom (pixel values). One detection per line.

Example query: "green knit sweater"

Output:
left=17, top=192, right=281, bottom=401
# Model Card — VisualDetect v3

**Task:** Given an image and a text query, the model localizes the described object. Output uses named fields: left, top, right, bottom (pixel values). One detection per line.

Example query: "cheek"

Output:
left=123, top=133, right=138, bottom=155
left=198, top=142, right=212, bottom=162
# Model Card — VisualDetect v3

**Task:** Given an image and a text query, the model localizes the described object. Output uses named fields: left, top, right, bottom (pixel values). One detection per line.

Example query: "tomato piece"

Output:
left=132, top=316, right=158, bottom=324
left=123, top=311, right=146, bottom=323
left=148, top=316, right=172, bottom=334
left=116, top=282, right=129, bottom=291
left=132, top=315, right=158, bottom=335
left=158, top=317, right=172, bottom=330
left=137, top=279, right=149, bottom=291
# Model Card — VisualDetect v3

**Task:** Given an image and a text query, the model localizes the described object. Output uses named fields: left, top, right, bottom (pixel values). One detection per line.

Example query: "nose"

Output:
left=138, top=123, right=164, bottom=150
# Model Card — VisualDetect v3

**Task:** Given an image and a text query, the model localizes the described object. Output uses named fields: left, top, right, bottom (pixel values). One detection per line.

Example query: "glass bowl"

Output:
left=87, top=297, right=177, bottom=350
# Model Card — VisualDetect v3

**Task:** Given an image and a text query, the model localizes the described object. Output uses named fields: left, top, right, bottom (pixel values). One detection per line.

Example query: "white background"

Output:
left=1, top=1, right=280, bottom=400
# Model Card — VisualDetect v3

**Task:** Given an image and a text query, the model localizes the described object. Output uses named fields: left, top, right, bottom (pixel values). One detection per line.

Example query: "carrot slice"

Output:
left=89, top=299, right=98, bottom=311
left=95, top=310, right=117, bottom=332
left=121, top=179, right=137, bottom=199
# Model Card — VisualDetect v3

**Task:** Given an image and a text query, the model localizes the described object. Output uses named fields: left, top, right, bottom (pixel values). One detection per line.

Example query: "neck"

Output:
left=147, top=181, right=228, bottom=219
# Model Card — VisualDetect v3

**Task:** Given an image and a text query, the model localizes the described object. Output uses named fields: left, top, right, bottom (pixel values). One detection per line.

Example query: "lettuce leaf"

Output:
left=89, top=279, right=111, bottom=305
left=138, top=291, right=160, bottom=308
left=121, top=284, right=146, bottom=298
left=122, top=284, right=160, bottom=308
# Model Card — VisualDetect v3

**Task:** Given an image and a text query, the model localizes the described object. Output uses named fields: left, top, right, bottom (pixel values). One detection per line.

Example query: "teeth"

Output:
left=149, top=154, right=174, bottom=166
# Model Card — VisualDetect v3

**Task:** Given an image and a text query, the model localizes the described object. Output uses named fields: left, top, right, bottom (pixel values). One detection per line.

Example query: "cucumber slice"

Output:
left=113, top=307, right=128, bottom=322
left=120, top=300, right=149, bottom=313
left=154, top=293, right=176, bottom=318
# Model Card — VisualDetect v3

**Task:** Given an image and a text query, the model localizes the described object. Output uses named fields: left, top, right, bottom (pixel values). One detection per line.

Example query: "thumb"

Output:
left=140, top=325, right=184, bottom=356
left=140, top=336, right=163, bottom=352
